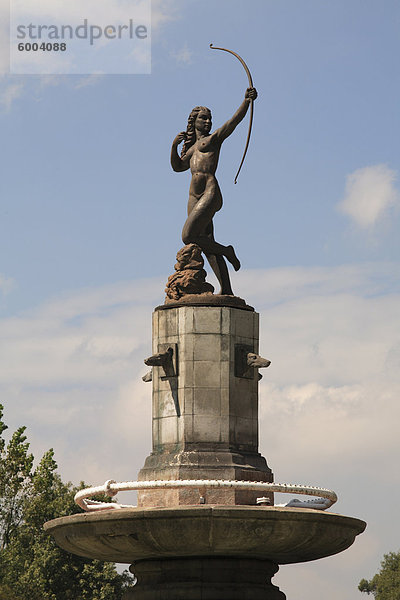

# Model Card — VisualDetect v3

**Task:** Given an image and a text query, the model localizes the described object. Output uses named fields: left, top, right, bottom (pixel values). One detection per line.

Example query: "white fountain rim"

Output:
left=74, top=479, right=337, bottom=512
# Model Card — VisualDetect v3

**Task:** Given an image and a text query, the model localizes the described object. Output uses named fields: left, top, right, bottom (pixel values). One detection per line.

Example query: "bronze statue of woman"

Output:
left=170, top=87, right=257, bottom=296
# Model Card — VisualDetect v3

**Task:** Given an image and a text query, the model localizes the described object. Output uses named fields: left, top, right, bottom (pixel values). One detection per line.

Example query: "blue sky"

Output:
left=1, top=1, right=400, bottom=598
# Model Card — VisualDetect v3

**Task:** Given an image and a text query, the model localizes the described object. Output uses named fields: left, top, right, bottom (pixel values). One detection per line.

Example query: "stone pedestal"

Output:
left=124, top=558, right=285, bottom=600
left=138, top=304, right=273, bottom=507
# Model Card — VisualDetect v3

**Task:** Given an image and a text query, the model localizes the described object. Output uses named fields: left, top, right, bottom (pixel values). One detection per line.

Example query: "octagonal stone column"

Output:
left=138, top=304, right=273, bottom=507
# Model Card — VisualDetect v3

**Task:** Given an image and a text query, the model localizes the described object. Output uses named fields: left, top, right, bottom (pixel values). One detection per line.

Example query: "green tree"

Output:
left=359, top=551, right=400, bottom=599
left=0, top=405, right=134, bottom=599
left=0, top=418, right=33, bottom=550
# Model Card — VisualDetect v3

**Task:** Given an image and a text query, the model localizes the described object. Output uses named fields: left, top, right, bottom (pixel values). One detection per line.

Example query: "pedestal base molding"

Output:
left=138, top=448, right=273, bottom=507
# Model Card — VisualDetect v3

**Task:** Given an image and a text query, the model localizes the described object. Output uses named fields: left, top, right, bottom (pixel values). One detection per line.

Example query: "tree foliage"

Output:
left=0, top=405, right=134, bottom=599
left=359, top=551, right=400, bottom=599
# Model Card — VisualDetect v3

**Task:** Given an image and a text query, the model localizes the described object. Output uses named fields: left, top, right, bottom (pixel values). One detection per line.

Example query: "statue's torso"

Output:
left=189, top=137, right=220, bottom=176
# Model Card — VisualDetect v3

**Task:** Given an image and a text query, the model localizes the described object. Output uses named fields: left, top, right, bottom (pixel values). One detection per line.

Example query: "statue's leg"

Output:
left=182, top=205, right=241, bottom=271
left=205, top=253, right=234, bottom=296
left=203, top=222, right=234, bottom=295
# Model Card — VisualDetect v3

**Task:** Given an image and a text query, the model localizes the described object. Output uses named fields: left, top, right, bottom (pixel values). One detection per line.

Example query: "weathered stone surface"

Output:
left=44, top=505, right=367, bottom=565
left=138, top=305, right=273, bottom=506
left=137, top=449, right=273, bottom=507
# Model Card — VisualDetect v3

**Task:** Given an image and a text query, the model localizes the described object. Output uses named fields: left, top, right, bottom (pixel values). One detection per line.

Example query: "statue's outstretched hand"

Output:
left=245, top=87, right=258, bottom=101
left=173, top=131, right=187, bottom=146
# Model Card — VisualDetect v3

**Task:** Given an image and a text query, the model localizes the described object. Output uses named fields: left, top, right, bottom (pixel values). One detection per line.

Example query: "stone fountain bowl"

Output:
left=44, top=505, right=366, bottom=565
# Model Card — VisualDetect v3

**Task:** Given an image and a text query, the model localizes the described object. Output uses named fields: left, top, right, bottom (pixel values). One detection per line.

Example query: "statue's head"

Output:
left=181, top=106, right=212, bottom=157
left=194, top=107, right=212, bottom=135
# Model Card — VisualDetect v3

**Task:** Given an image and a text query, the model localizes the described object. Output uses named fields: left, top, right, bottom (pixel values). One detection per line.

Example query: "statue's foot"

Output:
left=226, top=245, right=241, bottom=271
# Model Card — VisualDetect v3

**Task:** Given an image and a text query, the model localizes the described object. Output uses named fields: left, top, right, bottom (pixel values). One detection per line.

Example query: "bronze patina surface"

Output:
left=170, top=86, right=257, bottom=297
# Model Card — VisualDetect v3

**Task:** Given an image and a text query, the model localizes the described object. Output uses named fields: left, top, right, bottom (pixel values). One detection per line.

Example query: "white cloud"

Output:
left=0, top=275, right=162, bottom=483
left=0, top=278, right=162, bottom=386
left=73, top=74, right=104, bottom=89
left=170, top=43, right=193, bottom=65
left=151, top=0, right=182, bottom=30
left=338, top=164, right=400, bottom=228
left=260, top=380, right=400, bottom=482
left=0, top=81, right=24, bottom=110
left=234, top=262, right=400, bottom=308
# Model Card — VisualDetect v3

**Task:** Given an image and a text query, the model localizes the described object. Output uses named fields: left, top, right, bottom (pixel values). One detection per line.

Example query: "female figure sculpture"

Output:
left=170, top=87, right=257, bottom=295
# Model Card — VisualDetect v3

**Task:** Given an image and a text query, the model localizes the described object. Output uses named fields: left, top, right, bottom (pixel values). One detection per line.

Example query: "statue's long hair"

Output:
left=181, top=106, right=211, bottom=157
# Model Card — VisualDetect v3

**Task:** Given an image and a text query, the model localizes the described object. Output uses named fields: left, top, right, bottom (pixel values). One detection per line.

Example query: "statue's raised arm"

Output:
left=212, top=87, right=257, bottom=144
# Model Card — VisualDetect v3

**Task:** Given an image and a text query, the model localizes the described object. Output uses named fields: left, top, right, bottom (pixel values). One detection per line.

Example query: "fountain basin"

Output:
left=44, top=505, right=366, bottom=565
